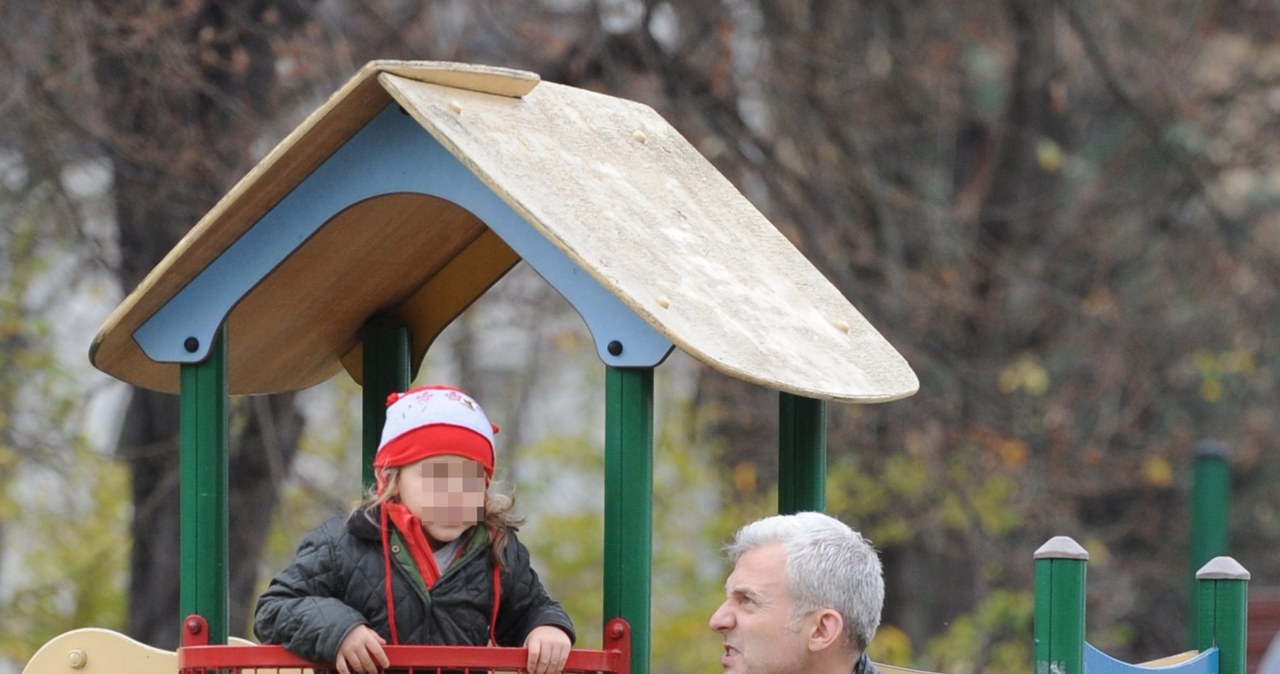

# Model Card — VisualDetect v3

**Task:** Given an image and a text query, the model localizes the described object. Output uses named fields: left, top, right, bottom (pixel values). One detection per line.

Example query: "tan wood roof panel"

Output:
left=381, top=73, right=918, bottom=403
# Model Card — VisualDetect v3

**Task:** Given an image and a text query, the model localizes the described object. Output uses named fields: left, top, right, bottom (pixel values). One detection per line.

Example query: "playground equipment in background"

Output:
left=22, top=60, right=918, bottom=674
left=23, top=535, right=1248, bottom=674
left=1037, top=536, right=1249, bottom=674
left=1192, top=440, right=1231, bottom=650
left=1187, top=438, right=1280, bottom=674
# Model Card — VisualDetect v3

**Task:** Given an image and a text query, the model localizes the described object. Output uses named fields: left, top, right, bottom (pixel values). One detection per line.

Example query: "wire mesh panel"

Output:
left=178, top=616, right=631, bottom=674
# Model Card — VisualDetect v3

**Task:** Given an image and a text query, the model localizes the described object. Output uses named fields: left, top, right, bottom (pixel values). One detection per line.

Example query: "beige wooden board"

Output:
left=875, top=663, right=948, bottom=674
left=21, top=628, right=173, bottom=674
left=22, top=629, right=305, bottom=674
left=1138, top=652, right=1202, bottom=668
left=382, top=73, right=919, bottom=403
left=90, top=62, right=536, bottom=394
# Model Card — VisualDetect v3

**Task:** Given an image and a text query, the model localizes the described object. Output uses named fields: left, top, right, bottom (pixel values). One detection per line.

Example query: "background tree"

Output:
left=2, top=0, right=330, bottom=647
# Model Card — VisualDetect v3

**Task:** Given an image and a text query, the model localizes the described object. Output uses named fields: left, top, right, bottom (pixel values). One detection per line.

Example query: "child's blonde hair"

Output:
left=358, top=465, right=524, bottom=568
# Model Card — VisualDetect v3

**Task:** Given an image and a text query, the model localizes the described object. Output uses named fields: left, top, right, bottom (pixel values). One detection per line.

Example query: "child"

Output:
left=254, top=385, right=575, bottom=674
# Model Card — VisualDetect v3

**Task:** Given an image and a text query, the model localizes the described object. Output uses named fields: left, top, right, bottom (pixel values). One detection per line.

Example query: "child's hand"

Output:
left=336, top=624, right=389, bottom=674
left=523, top=625, right=572, bottom=674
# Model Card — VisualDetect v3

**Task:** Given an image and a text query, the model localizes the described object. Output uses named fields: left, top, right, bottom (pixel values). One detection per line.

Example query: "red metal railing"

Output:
left=178, top=615, right=631, bottom=674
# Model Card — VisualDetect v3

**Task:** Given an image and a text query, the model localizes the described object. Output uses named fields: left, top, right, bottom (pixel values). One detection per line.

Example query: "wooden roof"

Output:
left=90, top=61, right=918, bottom=403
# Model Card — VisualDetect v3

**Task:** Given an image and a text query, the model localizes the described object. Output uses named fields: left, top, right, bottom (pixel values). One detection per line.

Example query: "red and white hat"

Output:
left=374, top=385, right=498, bottom=479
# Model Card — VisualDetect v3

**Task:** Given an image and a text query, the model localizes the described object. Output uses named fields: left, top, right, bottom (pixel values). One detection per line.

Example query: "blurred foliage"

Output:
left=0, top=183, right=128, bottom=664
left=923, top=590, right=1034, bottom=674
left=0, top=452, right=129, bottom=662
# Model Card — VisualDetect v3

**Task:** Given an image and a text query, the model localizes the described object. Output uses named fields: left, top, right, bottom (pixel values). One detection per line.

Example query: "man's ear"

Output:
left=807, top=609, right=845, bottom=653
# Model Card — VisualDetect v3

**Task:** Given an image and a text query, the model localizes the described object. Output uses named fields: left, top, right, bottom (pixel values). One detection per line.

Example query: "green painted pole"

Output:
left=778, top=392, right=826, bottom=514
left=179, top=329, right=229, bottom=644
left=1195, top=557, right=1250, bottom=674
left=1190, top=439, right=1230, bottom=647
left=361, top=320, right=411, bottom=491
left=604, top=366, right=653, bottom=674
left=1033, top=537, right=1088, bottom=674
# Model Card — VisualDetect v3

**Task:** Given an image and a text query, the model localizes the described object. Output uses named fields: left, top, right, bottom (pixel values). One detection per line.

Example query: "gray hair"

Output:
left=726, top=512, right=883, bottom=653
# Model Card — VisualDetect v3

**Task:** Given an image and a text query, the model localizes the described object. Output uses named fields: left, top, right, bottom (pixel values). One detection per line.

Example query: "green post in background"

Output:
left=1034, top=536, right=1088, bottom=674
left=778, top=392, right=826, bottom=514
left=179, top=330, right=229, bottom=644
left=1196, top=557, right=1250, bottom=674
left=604, top=366, right=653, bottom=674
left=361, top=320, right=411, bottom=492
left=1190, top=439, right=1230, bottom=647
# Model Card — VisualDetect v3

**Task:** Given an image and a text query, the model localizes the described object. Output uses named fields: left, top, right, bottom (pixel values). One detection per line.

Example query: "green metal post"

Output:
left=778, top=392, right=826, bottom=514
left=604, top=366, right=653, bottom=674
left=361, top=320, right=411, bottom=492
left=179, top=329, right=229, bottom=644
left=1033, top=536, right=1088, bottom=674
left=1190, top=439, right=1230, bottom=647
left=1195, top=557, right=1250, bottom=674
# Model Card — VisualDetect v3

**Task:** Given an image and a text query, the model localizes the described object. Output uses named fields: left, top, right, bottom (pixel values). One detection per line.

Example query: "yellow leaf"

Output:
left=1199, top=378, right=1224, bottom=402
left=1022, top=360, right=1050, bottom=396
left=1036, top=138, right=1064, bottom=173
left=733, top=461, right=757, bottom=493
left=998, top=439, right=1028, bottom=468
left=1142, top=457, right=1174, bottom=488
left=868, top=624, right=914, bottom=665
left=1083, top=538, right=1111, bottom=566
left=998, top=357, right=1050, bottom=396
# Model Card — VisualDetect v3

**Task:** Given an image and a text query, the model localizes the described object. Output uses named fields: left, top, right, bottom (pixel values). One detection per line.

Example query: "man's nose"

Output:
left=708, top=601, right=733, bottom=632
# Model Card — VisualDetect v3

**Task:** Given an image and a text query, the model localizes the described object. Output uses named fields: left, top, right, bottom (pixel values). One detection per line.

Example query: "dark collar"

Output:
left=346, top=504, right=382, bottom=540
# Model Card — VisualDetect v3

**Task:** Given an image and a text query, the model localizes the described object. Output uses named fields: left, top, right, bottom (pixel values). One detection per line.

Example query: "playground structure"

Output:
left=1190, top=441, right=1278, bottom=674
left=1035, top=537, right=1249, bottom=674
left=17, top=60, right=1250, bottom=674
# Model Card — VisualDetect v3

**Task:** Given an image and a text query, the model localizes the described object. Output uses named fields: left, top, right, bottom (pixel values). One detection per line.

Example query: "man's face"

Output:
left=708, top=542, right=811, bottom=674
left=397, top=454, right=487, bottom=543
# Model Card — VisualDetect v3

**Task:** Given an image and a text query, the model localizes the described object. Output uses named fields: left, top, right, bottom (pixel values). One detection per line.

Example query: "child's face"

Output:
left=398, top=454, right=487, bottom=544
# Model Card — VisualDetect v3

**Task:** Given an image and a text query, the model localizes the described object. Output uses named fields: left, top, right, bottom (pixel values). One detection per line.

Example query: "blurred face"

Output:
left=396, top=454, right=487, bottom=544
left=708, top=542, right=811, bottom=674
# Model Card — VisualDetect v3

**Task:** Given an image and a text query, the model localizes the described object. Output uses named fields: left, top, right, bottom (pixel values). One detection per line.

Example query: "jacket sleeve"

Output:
left=253, top=519, right=370, bottom=663
left=492, top=531, right=577, bottom=647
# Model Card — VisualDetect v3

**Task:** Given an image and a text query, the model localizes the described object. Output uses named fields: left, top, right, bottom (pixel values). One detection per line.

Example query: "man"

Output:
left=709, top=511, right=884, bottom=674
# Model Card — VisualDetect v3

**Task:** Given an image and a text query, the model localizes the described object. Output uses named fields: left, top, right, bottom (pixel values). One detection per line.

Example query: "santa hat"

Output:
left=374, top=385, right=498, bottom=480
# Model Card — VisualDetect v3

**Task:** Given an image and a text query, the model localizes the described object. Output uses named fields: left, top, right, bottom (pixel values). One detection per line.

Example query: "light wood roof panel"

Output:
left=381, top=74, right=918, bottom=402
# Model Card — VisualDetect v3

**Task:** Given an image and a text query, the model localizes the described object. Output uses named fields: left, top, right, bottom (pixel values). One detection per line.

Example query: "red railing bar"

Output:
left=178, top=645, right=621, bottom=670
left=179, top=615, right=630, bottom=674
